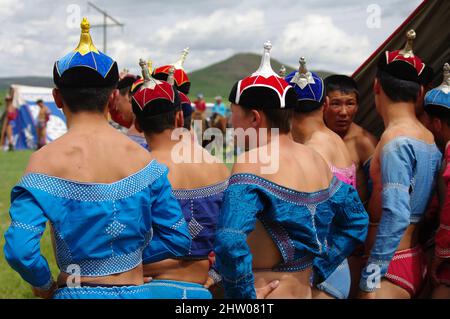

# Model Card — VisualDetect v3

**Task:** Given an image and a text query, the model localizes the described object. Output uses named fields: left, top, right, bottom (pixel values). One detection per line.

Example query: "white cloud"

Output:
left=0, top=0, right=24, bottom=17
left=277, top=15, right=370, bottom=73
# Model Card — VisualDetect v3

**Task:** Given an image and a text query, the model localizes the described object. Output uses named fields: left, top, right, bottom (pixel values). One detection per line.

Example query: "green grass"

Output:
left=0, top=150, right=59, bottom=299
left=0, top=148, right=233, bottom=298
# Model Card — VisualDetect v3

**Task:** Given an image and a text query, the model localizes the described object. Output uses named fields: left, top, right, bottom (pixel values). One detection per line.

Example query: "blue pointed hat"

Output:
left=53, top=17, right=119, bottom=88
left=285, top=57, right=324, bottom=112
left=424, top=63, right=450, bottom=110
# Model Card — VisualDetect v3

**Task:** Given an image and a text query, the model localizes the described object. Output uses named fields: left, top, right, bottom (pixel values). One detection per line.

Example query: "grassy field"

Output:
left=0, top=150, right=60, bottom=299
left=0, top=147, right=233, bottom=298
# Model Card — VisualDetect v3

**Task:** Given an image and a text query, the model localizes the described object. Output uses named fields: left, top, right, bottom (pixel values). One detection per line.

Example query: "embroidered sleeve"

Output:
left=3, top=186, right=53, bottom=290
left=314, top=181, right=369, bottom=284
left=360, top=142, right=414, bottom=292
left=142, top=171, right=191, bottom=264
left=214, top=183, right=262, bottom=299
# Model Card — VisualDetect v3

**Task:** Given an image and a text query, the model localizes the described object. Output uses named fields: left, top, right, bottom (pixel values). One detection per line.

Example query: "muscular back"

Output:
left=304, top=129, right=353, bottom=169
left=151, top=141, right=230, bottom=189
left=25, top=122, right=152, bottom=183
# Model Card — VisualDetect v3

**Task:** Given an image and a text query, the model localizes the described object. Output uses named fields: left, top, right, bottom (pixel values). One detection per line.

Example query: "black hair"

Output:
left=243, top=106, right=293, bottom=134
left=132, top=91, right=182, bottom=134
left=36, top=99, right=44, bottom=104
left=376, top=68, right=420, bottom=103
left=183, top=114, right=192, bottom=130
left=118, top=86, right=131, bottom=97
left=59, top=86, right=115, bottom=113
left=425, top=104, right=450, bottom=127
left=324, top=75, right=359, bottom=103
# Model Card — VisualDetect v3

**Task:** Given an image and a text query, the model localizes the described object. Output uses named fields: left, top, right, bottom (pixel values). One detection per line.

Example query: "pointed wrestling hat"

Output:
left=152, top=48, right=191, bottom=94
left=131, top=59, right=180, bottom=117
left=424, top=63, right=450, bottom=111
left=377, top=29, right=429, bottom=84
left=53, top=17, right=119, bottom=88
left=228, top=41, right=297, bottom=109
left=285, top=57, right=325, bottom=112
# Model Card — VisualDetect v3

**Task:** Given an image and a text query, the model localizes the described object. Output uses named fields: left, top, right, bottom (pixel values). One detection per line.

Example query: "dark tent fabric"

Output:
left=352, top=0, right=450, bottom=137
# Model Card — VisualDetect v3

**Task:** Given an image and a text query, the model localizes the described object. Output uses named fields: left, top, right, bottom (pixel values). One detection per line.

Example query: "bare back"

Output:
left=151, top=141, right=230, bottom=189
left=26, top=122, right=152, bottom=182
left=304, top=129, right=353, bottom=169
left=233, top=135, right=333, bottom=298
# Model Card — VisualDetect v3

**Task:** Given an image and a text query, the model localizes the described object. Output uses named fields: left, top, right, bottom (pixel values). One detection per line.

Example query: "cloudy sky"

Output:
left=0, top=0, right=422, bottom=77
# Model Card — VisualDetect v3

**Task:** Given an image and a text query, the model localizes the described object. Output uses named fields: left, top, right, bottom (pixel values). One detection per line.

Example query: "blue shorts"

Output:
left=53, top=283, right=155, bottom=299
left=315, top=259, right=351, bottom=299
left=147, top=279, right=212, bottom=299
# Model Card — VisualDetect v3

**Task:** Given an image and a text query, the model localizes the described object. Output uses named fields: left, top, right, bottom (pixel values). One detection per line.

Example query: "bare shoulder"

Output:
left=24, top=137, right=68, bottom=176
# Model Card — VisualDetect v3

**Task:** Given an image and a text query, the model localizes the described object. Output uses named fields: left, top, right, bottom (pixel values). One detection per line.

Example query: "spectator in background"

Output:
left=194, top=93, right=206, bottom=113
left=36, top=99, right=51, bottom=149
left=1, top=95, right=17, bottom=151
left=211, top=96, right=229, bottom=134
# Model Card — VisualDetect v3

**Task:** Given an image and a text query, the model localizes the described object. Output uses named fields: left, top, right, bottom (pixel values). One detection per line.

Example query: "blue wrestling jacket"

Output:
left=144, top=180, right=228, bottom=263
left=173, top=180, right=228, bottom=258
left=214, top=173, right=368, bottom=299
left=360, top=137, right=442, bottom=292
left=3, top=160, right=191, bottom=290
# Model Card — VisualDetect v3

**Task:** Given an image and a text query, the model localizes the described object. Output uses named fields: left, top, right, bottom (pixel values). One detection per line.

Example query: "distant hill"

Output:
left=0, top=77, right=53, bottom=90
left=188, top=53, right=332, bottom=101
left=0, top=54, right=333, bottom=104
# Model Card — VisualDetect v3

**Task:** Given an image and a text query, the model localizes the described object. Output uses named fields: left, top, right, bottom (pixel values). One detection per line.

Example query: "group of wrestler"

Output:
left=3, top=18, right=450, bottom=299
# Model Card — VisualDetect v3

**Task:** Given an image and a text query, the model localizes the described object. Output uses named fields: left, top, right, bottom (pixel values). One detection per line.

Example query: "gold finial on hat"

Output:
left=75, top=17, right=99, bottom=55
left=173, top=47, right=189, bottom=69
left=279, top=65, right=286, bottom=77
left=167, top=66, right=176, bottom=85
left=399, top=29, right=416, bottom=58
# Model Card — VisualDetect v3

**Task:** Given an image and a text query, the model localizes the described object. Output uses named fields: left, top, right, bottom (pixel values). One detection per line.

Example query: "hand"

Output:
left=357, top=290, right=376, bottom=299
left=256, top=280, right=279, bottom=299
left=430, top=255, right=445, bottom=285
left=31, top=281, right=57, bottom=299
left=143, top=276, right=153, bottom=284
left=204, top=276, right=215, bottom=289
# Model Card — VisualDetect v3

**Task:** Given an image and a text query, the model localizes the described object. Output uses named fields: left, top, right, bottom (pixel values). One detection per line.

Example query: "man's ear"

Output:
left=134, top=117, right=143, bottom=133
left=108, top=89, right=119, bottom=110
left=432, top=116, right=442, bottom=133
left=175, top=110, right=184, bottom=128
left=418, top=85, right=425, bottom=102
left=251, top=109, right=262, bottom=128
left=373, top=78, right=381, bottom=95
left=52, top=88, right=64, bottom=109
left=322, top=96, right=330, bottom=113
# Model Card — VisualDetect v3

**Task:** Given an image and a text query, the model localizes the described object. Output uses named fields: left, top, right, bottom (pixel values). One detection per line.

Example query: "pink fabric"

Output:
left=330, top=163, right=356, bottom=188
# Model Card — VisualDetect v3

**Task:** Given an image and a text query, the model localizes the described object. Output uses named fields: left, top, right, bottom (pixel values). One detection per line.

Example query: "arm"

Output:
left=314, top=182, right=369, bottom=283
left=359, top=142, right=414, bottom=292
left=214, top=184, right=262, bottom=299
left=3, top=186, right=54, bottom=291
left=435, top=156, right=450, bottom=258
left=142, top=171, right=191, bottom=264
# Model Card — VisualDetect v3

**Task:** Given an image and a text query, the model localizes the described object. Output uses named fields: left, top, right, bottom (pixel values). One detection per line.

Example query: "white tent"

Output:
left=1, top=85, right=67, bottom=150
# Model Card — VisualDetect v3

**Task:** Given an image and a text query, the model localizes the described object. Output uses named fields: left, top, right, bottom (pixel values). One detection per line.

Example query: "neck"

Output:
left=292, top=110, right=326, bottom=143
left=378, top=95, right=417, bottom=127
left=145, top=129, right=180, bottom=151
left=64, top=109, right=110, bottom=131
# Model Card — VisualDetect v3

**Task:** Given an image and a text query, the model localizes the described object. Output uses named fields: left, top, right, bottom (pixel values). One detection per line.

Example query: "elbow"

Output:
left=213, top=229, right=246, bottom=261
